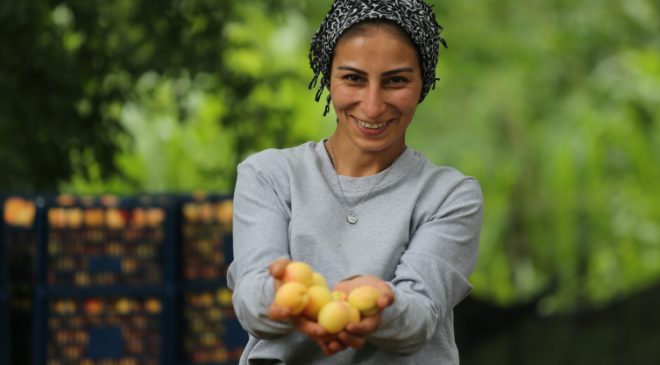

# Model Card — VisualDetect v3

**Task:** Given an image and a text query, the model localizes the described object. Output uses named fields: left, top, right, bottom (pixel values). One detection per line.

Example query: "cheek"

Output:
left=390, top=92, right=420, bottom=115
left=330, top=85, right=357, bottom=110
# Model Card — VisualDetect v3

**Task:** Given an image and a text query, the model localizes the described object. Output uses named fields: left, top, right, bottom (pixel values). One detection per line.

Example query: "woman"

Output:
left=227, top=0, right=483, bottom=363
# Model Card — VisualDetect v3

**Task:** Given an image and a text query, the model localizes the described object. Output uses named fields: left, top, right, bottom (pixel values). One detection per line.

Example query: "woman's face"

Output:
left=330, top=24, right=422, bottom=155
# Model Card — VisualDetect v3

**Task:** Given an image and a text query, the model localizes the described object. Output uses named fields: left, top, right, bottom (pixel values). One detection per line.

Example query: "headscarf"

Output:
left=309, top=0, right=447, bottom=115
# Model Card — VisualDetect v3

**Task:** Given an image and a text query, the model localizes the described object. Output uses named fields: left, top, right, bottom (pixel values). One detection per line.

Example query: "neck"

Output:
left=325, top=135, right=405, bottom=177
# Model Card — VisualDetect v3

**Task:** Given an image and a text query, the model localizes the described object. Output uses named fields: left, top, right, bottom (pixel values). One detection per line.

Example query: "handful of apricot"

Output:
left=273, top=261, right=381, bottom=334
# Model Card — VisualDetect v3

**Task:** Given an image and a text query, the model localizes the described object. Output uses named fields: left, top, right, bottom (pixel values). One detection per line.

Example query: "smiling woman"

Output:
left=329, top=21, right=422, bottom=176
left=226, top=1, right=484, bottom=364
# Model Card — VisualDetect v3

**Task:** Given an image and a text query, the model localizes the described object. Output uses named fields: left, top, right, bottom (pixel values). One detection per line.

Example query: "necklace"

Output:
left=327, top=139, right=401, bottom=225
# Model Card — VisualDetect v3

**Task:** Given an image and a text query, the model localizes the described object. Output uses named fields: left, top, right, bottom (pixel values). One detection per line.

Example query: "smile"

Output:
left=356, top=119, right=387, bottom=129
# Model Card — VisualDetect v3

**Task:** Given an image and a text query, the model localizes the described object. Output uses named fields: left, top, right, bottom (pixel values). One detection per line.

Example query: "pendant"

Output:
left=347, top=212, right=358, bottom=224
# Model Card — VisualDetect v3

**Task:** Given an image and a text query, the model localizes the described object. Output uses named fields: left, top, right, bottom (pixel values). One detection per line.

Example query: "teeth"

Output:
left=357, top=119, right=386, bottom=129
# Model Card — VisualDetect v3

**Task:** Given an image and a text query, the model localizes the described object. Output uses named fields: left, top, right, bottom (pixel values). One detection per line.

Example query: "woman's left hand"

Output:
left=334, top=275, right=395, bottom=314
left=329, top=275, right=395, bottom=352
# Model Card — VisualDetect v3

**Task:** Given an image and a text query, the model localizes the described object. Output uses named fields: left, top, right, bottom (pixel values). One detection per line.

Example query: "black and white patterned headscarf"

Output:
left=309, top=0, right=447, bottom=115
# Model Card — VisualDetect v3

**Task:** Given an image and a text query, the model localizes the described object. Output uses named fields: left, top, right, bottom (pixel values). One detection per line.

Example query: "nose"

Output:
left=361, top=84, right=386, bottom=119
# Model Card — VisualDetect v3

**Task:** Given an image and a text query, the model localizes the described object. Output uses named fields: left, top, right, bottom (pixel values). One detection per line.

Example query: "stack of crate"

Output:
left=180, top=195, right=247, bottom=364
left=1, top=194, right=249, bottom=365
left=32, top=195, right=178, bottom=365
left=2, top=195, right=39, bottom=365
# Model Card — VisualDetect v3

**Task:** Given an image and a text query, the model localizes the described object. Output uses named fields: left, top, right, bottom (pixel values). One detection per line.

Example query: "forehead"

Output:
left=332, top=25, right=420, bottom=69
left=336, top=21, right=416, bottom=51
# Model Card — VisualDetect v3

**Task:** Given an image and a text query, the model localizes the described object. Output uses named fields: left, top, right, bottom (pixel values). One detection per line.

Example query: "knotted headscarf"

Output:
left=309, top=0, right=447, bottom=115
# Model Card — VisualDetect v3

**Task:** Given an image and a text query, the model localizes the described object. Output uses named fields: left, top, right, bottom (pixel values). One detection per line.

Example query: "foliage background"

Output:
left=1, top=0, right=659, bottom=363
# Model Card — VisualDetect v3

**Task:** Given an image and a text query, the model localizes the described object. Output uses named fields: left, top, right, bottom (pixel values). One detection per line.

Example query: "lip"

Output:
left=352, top=116, right=392, bottom=136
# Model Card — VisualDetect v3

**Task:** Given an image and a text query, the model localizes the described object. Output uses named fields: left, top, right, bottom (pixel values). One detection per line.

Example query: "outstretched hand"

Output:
left=326, top=275, right=395, bottom=355
left=334, top=275, right=395, bottom=310
left=267, top=261, right=395, bottom=356
left=266, top=258, right=338, bottom=353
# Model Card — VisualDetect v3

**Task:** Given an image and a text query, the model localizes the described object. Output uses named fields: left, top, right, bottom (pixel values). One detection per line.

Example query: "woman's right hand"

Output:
left=266, top=258, right=340, bottom=354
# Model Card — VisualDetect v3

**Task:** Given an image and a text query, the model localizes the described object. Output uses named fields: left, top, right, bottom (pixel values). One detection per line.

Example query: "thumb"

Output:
left=269, top=258, right=291, bottom=279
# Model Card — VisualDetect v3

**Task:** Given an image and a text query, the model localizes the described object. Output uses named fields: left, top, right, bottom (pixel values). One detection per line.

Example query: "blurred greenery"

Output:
left=1, top=0, right=659, bottom=324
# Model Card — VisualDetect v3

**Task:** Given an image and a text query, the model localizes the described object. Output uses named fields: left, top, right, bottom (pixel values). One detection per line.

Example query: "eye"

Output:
left=385, top=76, right=409, bottom=85
left=342, top=74, right=363, bottom=83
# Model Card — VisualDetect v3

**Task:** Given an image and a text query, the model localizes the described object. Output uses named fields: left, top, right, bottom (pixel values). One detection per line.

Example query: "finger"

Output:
left=269, top=258, right=291, bottom=278
left=318, top=338, right=343, bottom=356
left=377, top=293, right=393, bottom=309
left=338, top=331, right=366, bottom=349
left=346, top=315, right=381, bottom=336
left=332, top=280, right=350, bottom=294
left=318, top=341, right=334, bottom=356
left=292, top=316, right=328, bottom=338
left=267, top=303, right=291, bottom=321
left=327, top=339, right=346, bottom=354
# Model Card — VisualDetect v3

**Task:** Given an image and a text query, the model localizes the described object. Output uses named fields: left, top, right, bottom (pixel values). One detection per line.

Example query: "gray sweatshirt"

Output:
left=227, top=140, right=483, bottom=364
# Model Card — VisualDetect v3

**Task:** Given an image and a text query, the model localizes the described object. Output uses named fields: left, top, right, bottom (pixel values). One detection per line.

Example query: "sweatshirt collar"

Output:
left=315, top=139, right=421, bottom=192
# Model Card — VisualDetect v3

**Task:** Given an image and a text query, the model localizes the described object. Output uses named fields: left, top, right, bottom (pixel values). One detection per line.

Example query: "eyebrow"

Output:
left=336, top=66, right=414, bottom=76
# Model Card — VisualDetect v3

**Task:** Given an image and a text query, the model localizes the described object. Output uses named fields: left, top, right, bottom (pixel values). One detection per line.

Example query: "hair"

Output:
left=334, top=19, right=423, bottom=75
left=339, top=19, right=415, bottom=46
left=309, top=0, right=447, bottom=116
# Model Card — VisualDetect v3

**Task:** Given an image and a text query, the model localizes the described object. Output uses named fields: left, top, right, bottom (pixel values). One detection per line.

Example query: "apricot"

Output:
left=302, top=285, right=333, bottom=320
left=282, top=261, right=314, bottom=287
left=83, top=298, right=103, bottom=316
left=331, top=290, right=347, bottom=301
left=274, top=281, right=309, bottom=315
left=317, top=301, right=350, bottom=334
left=145, top=298, right=162, bottom=314
left=216, top=200, right=233, bottom=227
left=312, top=272, right=328, bottom=288
left=347, top=285, right=380, bottom=316
left=345, top=302, right=361, bottom=324
left=106, top=208, right=125, bottom=229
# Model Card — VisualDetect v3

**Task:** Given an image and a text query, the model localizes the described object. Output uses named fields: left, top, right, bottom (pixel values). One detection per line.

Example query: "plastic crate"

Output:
left=42, top=195, right=175, bottom=288
left=2, top=195, right=38, bottom=365
left=2, top=196, right=38, bottom=285
left=29, top=195, right=181, bottom=365
left=33, top=290, right=176, bottom=365
left=181, top=286, right=247, bottom=364
left=180, top=196, right=233, bottom=282
left=180, top=195, right=246, bottom=364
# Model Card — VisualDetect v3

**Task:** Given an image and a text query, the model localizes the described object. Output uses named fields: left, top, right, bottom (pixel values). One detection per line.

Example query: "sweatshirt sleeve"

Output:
left=367, top=177, right=484, bottom=354
left=226, top=155, right=295, bottom=339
